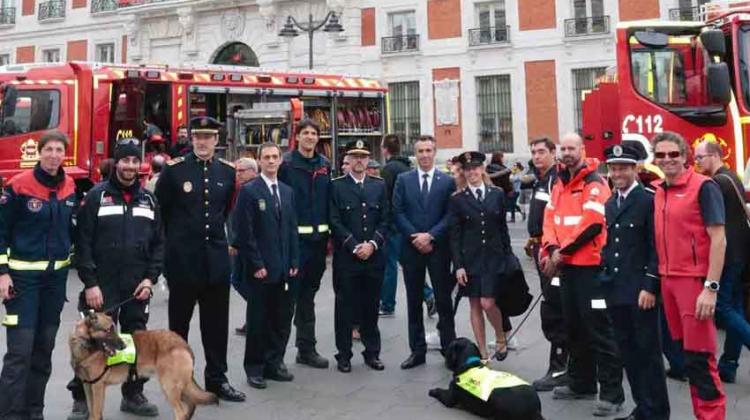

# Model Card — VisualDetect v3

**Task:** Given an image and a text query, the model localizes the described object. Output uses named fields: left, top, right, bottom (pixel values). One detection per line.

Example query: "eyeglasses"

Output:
left=694, top=154, right=717, bottom=161
left=653, top=151, right=681, bottom=159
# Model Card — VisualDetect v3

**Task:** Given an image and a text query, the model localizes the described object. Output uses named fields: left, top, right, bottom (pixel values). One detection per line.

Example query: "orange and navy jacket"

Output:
left=541, top=158, right=610, bottom=267
left=0, top=164, right=77, bottom=274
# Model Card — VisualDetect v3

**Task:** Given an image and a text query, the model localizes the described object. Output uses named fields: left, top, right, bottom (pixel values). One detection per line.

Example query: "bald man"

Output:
left=540, top=133, right=624, bottom=416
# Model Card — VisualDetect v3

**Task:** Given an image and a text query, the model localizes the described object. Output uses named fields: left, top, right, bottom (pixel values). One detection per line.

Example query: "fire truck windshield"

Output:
left=736, top=24, right=750, bottom=110
left=631, top=48, right=688, bottom=105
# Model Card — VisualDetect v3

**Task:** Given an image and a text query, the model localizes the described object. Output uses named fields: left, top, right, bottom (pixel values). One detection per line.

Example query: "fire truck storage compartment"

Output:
left=231, top=102, right=292, bottom=161
left=144, top=83, right=172, bottom=139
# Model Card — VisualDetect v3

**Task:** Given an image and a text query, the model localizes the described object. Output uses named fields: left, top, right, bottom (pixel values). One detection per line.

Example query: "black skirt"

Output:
left=462, top=272, right=502, bottom=298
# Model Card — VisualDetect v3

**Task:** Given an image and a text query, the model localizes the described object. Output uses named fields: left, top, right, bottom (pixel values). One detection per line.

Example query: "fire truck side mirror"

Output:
left=707, top=62, right=731, bottom=106
left=700, top=30, right=726, bottom=60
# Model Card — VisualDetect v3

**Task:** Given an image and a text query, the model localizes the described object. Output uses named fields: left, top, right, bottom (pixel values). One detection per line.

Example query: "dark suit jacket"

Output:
left=392, top=169, right=455, bottom=247
left=602, top=184, right=659, bottom=306
left=449, top=185, right=511, bottom=281
left=233, top=177, right=299, bottom=284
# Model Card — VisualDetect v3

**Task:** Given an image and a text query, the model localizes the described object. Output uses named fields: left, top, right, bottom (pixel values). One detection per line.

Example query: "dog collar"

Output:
left=464, top=356, right=481, bottom=365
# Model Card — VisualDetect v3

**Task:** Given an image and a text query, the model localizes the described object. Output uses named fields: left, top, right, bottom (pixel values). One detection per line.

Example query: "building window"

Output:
left=470, top=1, right=508, bottom=45
left=566, top=0, right=608, bottom=36
left=383, top=11, right=418, bottom=53
left=388, top=81, right=421, bottom=153
left=572, top=67, right=607, bottom=131
left=476, top=75, right=513, bottom=153
left=0, top=54, right=9, bottom=66
left=0, top=0, right=15, bottom=25
left=670, top=0, right=710, bottom=21
left=42, top=48, right=60, bottom=63
left=95, top=43, right=115, bottom=63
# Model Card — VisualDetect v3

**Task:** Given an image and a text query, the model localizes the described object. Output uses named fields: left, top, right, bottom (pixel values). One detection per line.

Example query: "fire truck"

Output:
left=0, top=62, right=387, bottom=190
left=581, top=1, right=750, bottom=179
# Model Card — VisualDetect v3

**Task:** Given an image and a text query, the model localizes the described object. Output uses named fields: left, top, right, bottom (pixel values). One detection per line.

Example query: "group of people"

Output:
left=0, top=113, right=746, bottom=420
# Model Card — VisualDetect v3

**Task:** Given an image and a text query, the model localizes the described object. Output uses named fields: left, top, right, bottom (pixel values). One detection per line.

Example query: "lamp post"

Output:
left=278, top=11, right=344, bottom=69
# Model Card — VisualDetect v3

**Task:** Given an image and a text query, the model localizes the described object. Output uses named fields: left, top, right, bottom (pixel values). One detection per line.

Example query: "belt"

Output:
left=7, top=256, right=72, bottom=271
left=298, top=224, right=329, bottom=235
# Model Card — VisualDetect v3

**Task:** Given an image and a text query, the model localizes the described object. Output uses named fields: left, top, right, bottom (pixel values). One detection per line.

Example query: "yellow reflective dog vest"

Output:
left=456, top=366, right=529, bottom=401
left=106, top=334, right=136, bottom=366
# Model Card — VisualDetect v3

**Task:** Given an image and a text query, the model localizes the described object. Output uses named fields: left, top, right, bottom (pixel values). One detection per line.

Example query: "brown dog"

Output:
left=69, top=311, right=218, bottom=420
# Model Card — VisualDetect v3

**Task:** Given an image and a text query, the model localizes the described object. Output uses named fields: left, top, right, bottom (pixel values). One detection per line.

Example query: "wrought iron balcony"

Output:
left=669, top=6, right=701, bottom=21
left=381, top=34, right=420, bottom=54
left=469, top=26, right=510, bottom=46
left=91, top=0, right=117, bottom=13
left=117, top=0, right=169, bottom=8
left=0, top=7, right=15, bottom=25
left=564, top=16, right=610, bottom=37
left=38, top=0, right=66, bottom=21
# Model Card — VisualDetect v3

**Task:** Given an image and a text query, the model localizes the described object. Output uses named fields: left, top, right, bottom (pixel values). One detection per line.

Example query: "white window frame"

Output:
left=572, top=0, right=604, bottom=18
left=95, top=43, right=115, bottom=63
left=41, top=48, right=61, bottom=63
left=0, top=53, right=10, bottom=66
left=388, top=10, right=416, bottom=36
left=475, top=1, right=506, bottom=28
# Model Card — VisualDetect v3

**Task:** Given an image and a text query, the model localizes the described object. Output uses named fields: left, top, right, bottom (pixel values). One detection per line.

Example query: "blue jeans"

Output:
left=230, top=254, right=250, bottom=301
left=380, top=231, right=434, bottom=313
left=716, top=263, right=750, bottom=376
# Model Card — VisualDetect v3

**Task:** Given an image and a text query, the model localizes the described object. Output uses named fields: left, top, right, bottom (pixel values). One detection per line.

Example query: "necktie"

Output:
left=421, top=173, right=429, bottom=204
left=272, top=184, right=281, bottom=218
left=617, top=194, right=623, bottom=208
left=476, top=188, right=483, bottom=203
left=358, top=181, right=364, bottom=191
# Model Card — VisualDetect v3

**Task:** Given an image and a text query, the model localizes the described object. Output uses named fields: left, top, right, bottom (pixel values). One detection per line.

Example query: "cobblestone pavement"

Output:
left=2, top=223, right=749, bottom=419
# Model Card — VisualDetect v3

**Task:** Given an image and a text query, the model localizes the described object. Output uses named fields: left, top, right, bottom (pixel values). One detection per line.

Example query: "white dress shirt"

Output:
left=417, top=166, right=437, bottom=192
left=260, top=173, right=281, bottom=203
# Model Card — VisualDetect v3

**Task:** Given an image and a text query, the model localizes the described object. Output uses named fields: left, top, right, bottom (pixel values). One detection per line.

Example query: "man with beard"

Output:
left=540, top=133, right=624, bottom=416
left=169, top=125, right=192, bottom=157
left=66, top=139, right=164, bottom=419
left=155, top=116, right=245, bottom=402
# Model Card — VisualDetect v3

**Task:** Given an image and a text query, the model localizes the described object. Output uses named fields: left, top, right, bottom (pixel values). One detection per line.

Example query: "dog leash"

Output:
left=100, top=286, right=153, bottom=315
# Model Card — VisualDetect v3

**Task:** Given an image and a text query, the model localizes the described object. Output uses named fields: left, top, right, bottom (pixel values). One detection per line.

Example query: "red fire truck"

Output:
left=581, top=2, right=750, bottom=179
left=0, top=62, right=387, bottom=190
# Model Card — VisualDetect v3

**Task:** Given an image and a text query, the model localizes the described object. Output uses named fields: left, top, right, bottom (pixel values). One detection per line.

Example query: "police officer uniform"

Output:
left=66, top=140, right=164, bottom=418
left=329, top=140, right=389, bottom=373
left=278, top=145, right=331, bottom=368
left=527, top=162, right=569, bottom=391
left=155, top=117, right=245, bottom=402
left=602, top=143, right=670, bottom=420
left=0, top=158, right=77, bottom=420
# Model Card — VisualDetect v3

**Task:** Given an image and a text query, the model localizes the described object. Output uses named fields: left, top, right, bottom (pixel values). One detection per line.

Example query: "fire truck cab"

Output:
left=581, top=2, right=750, bottom=177
left=0, top=62, right=387, bottom=190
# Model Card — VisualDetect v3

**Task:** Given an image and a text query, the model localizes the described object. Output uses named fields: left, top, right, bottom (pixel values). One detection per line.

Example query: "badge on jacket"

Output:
left=27, top=198, right=43, bottom=212
left=258, top=199, right=266, bottom=211
left=183, top=181, right=193, bottom=193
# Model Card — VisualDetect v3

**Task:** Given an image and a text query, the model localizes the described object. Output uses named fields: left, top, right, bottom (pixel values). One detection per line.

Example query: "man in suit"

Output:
left=602, top=143, right=670, bottom=420
left=393, top=134, right=457, bottom=369
left=155, top=116, right=245, bottom=402
left=234, top=142, right=300, bottom=390
left=330, top=140, right=389, bottom=373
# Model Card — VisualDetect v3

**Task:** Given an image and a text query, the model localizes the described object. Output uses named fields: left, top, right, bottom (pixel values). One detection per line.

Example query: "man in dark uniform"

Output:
left=602, top=143, right=670, bottom=420
left=234, top=142, right=299, bottom=389
left=155, top=116, right=245, bottom=402
left=277, top=118, right=330, bottom=369
left=525, top=137, right=568, bottom=392
left=330, top=140, right=389, bottom=373
left=67, top=139, right=164, bottom=419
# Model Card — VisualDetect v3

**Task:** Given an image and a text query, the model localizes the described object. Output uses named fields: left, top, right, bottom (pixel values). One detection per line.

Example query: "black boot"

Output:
left=120, top=392, right=159, bottom=417
left=533, top=345, right=569, bottom=392
left=66, top=399, right=88, bottom=420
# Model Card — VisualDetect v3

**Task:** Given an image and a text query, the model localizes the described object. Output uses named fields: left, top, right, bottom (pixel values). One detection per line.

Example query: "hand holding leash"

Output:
left=134, top=279, right=154, bottom=301
left=85, top=286, right=104, bottom=310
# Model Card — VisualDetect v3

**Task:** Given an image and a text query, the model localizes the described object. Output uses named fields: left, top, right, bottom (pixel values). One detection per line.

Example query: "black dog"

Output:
left=429, top=338, right=544, bottom=420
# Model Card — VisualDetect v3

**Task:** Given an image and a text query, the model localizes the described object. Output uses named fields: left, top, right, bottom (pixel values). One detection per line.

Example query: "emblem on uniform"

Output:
left=258, top=199, right=266, bottom=211
left=590, top=187, right=600, bottom=196
left=356, top=140, right=364, bottom=149
left=183, top=181, right=193, bottom=193
left=0, top=194, right=8, bottom=205
left=612, top=145, right=623, bottom=157
left=20, top=138, right=40, bottom=168
left=27, top=198, right=43, bottom=212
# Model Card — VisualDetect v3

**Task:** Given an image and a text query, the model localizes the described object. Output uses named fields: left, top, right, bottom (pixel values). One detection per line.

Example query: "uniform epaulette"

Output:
left=166, top=157, right=185, bottom=166
left=332, top=175, right=348, bottom=181
left=218, top=158, right=235, bottom=168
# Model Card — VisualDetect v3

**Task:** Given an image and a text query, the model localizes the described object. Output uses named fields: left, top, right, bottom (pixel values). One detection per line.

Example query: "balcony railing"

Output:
left=117, top=0, right=169, bottom=8
left=91, top=0, right=117, bottom=13
left=564, top=16, right=610, bottom=37
left=669, top=6, right=701, bottom=21
left=38, top=0, right=65, bottom=21
left=0, top=7, right=15, bottom=25
left=469, top=26, right=510, bottom=46
left=381, top=34, right=420, bottom=54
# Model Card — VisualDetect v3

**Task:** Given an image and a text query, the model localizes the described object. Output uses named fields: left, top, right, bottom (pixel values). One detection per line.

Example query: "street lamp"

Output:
left=278, top=11, right=344, bottom=69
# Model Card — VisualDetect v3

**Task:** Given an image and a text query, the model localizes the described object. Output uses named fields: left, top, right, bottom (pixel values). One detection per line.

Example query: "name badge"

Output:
left=258, top=199, right=266, bottom=211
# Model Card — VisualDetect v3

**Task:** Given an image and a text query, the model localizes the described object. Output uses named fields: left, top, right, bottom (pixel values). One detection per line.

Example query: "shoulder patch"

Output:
left=166, top=157, right=185, bottom=166
left=218, top=158, right=235, bottom=168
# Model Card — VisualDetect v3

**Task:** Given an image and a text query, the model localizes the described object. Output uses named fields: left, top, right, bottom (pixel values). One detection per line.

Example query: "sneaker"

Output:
left=425, top=331, right=441, bottom=350
left=533, top=371, right=568, bottom=392
left=120, top=393, right=159, bottom=417
left=552, top=385, right=596, bottom=401
left=379, top=309, right=395, bottom=318
left=593, top=400, right=623, bottom=417
left=425, top=295, right=437, bottom=318
left=67, top=399, right=88, bottom=420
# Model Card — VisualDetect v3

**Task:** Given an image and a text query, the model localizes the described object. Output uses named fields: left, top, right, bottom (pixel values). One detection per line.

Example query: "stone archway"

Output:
left=211, top=42, right=259, bottom=67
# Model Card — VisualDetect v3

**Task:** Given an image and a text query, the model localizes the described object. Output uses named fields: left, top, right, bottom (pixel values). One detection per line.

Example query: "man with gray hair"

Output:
left=235, top=157, right=258, bottom=185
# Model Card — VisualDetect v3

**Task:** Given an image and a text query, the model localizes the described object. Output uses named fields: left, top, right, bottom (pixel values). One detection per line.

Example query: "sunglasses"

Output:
left=653, top=151, right=681, bottom=159
left=117, top=138, right=140, bottom=147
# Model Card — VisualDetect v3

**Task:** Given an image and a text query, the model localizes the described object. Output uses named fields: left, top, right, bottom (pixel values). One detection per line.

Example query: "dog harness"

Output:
left=106, top=334, right=137, bottom=366
left=456, top=366, right=529, bottom=401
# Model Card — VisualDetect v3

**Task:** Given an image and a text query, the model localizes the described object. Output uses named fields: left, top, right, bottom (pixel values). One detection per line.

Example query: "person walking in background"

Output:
left=393, top=135, right=456, bottom=369
left=510, top=162, right=526, bottom=221
left=694, top=139, right=750, bottom=385
left=652, top=132, right=726, bottom=420
left=449, top=152, right=511, bottom=362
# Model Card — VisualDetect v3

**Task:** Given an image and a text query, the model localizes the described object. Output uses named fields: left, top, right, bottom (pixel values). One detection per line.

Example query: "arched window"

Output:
left=212, top=42, right=259, bottom=67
